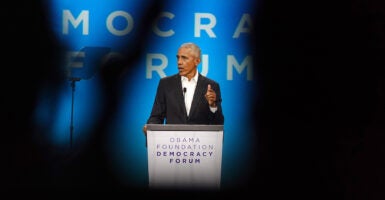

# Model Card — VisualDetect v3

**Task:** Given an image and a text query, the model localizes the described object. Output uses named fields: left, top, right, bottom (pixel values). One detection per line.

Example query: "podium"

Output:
left=146, top=124, right=224, bottom=190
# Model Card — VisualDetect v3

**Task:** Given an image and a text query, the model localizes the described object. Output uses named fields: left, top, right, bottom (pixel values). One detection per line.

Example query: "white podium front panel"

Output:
left=146, top=125, right=224, bottom=190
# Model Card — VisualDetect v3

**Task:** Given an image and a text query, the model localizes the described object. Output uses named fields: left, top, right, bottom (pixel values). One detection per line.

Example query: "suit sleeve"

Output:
left=208, top=82, right=224, bottom=125
left=146, top=80, right=166, bottom=124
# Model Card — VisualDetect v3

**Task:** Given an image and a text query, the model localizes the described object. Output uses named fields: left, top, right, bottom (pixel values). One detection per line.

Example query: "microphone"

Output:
left=183, top=87, right=188, bottom=120
left=183, top=87, right=187, bottom=99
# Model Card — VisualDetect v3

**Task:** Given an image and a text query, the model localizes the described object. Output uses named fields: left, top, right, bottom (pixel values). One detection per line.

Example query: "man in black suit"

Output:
left=143, top=42, right=224, bottom=134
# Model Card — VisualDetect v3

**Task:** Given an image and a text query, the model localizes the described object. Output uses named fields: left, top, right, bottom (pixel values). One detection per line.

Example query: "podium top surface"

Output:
left=146, top=124, right=224, bottom=131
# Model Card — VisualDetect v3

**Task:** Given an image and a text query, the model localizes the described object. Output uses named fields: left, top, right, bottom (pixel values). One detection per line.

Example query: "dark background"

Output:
left=1, top=1, right=385, bottom=199
left=254, top=0, right=385, bottom=199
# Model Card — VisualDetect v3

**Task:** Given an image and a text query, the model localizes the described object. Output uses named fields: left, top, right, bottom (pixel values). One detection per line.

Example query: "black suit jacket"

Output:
left=146, top=73, right=224, bottom=125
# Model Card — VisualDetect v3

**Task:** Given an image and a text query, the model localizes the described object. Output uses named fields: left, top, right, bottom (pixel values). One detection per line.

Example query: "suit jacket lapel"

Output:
left=174, top=74, right=188, bottom=117
left=189, top=74, right=206, bottom=117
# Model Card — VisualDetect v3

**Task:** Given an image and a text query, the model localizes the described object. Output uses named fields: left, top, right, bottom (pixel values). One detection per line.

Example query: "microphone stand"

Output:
left=69, top=77, right=81, bottom=149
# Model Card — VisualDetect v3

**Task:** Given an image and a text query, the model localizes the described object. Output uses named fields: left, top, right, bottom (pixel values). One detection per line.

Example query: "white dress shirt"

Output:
left=181, top=73, right=217, bottom=116
left=181, top=73, right=198, bottom=116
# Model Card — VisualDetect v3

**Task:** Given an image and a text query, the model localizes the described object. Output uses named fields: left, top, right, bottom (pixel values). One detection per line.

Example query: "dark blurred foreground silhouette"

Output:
left=1, top=1, right=385, bottom=199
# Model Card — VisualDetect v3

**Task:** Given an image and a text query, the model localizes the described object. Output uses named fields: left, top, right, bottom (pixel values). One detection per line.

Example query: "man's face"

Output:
left=176, top=47, right=200, bottom=80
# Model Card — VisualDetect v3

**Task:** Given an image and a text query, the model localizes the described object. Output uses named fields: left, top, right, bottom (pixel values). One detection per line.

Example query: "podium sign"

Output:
left=146, top=124, right=224, bottom=189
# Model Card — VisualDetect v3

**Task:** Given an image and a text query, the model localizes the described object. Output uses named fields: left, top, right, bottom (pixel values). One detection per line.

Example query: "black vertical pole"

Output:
left=70, top=79, right=75, bottom=148
left=69, top=77, right=80, bottom=149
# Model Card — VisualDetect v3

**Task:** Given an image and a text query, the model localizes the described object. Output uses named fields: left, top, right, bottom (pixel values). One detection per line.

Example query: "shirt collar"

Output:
left=181, top=72, right=199, bottom=83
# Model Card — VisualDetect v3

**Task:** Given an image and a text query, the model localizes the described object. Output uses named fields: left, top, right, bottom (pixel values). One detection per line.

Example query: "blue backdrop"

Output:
left=36, top=0, right=258, bottom=189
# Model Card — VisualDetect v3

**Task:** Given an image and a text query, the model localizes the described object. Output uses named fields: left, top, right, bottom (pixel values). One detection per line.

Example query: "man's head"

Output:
left=176, top=42, right=201, bottom=80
